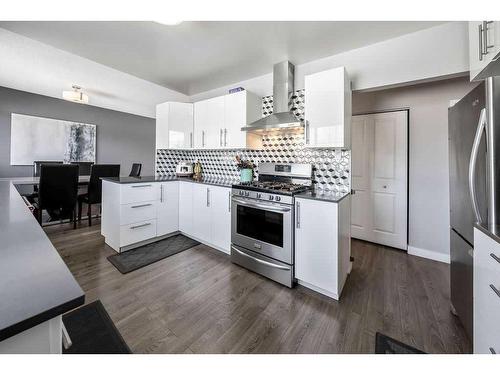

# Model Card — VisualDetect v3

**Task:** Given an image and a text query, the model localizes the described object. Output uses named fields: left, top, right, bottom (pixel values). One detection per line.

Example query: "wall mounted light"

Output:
left=62, top=85, right=89, bottom=104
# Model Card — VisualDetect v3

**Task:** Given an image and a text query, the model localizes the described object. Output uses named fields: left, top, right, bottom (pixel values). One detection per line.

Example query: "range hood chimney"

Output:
left=241, top=61, right=302, bottom=133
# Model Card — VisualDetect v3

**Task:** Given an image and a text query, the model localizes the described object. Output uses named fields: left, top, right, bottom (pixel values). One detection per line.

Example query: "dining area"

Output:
left=13, top=161, right=143, bottom=229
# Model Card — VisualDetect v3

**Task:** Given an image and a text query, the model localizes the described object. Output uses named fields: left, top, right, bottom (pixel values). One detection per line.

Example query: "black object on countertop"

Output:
left=107, top=234, right=199, bottom=274
left=375, top=332, right=425, bottom=354
left=63, top=300, right=131, bottom=354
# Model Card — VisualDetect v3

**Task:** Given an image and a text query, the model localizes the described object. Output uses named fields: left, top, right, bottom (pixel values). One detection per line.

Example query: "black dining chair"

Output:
left=78, top=164, right=120, bottom=226
left=129, top=163, right=142, bottom=177
left=33, top=164, right=79, bottom=229
left=27, top=160, right=64, bottom=203
left=71, top=161, right=94, bottom=176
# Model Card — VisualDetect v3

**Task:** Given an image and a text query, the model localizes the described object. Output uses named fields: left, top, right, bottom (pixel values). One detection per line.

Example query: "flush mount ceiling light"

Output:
left=62, top=85, right=89, bottom=104
left=154, top=20, right=183, bottom=26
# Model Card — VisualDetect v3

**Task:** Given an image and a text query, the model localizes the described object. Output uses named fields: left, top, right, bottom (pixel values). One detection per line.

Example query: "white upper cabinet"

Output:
left=223, top=90, right=262, bottom=149
left=193, top=90, right=262, bottom=149
left=469, top=21, right=500, bottom=81
left=155, top=102, right=193, bottom=149
left=194, top=96, right=225, bottom=149
left=304, top=66, right=351, bottom=149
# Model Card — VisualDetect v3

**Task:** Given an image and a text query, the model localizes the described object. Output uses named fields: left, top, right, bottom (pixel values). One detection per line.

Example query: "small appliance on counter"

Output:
left=175, top=161, right=193, bottom=177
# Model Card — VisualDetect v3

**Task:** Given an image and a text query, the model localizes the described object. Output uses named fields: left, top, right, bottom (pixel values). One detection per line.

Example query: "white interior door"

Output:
left=351, top=111, right=408, bottom=250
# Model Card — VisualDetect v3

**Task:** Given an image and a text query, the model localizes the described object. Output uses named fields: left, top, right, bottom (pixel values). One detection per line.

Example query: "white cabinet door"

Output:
left=155, top=102, right=170, bottom=149
left=178, top=181, right=193, bottom=235
left=295, top=197, right=339, bottom=296
left=191, top=183, right=211, bottom=242
left=304, top=66, right=351, bottom=148
left=156, top=102, right=194, bottom=149
left=469, top=21, right=500, bottom=81
left=209, top=185, right=232, bottom=253
left=157, top=182, right=179, bottom=236
left=474, top=228, right=500, bottom=354
left=224, top=91, right=247, bottom=148
left=194, top=96, right=224, bottom=149
left=168, top=103, right=193, bottom=149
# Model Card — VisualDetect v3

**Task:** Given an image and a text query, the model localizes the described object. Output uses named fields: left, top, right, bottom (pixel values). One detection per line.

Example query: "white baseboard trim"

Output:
left=407, top=245, right=450, bottom=264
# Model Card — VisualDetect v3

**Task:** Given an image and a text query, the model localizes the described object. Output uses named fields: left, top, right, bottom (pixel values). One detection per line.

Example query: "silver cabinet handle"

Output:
left=296, top=201, right=300, bottom=228
left=231, top=246, right=290, bottom=271
left=206, top=188, right=210, bottom=207
left=469, top=108, right=487, bottom=223
left=202, top=130, right=205, bottom=147
left=220, top=128, right=223, bottom=147
left=224, top=128, right=228, bottom=147
left=305, top=120, right=310, bottom=145
left=131, top=184, right=152, bottom=188
left=479, top=23, right=484, bottom=61
left=62, top=322, right=72, bottom=350
left=490, top=284, right=500, bottom=299
left=484, top=21, right=495, bottom=53
left=130, top=222, right=151, bottom=230
left=131, top=203, right=152, bottom=209
left=160, top=184, right=163, bottom=203
left=490, top=253, right=500, bottom=264
left=228, top=191, right=231, bottom=212
left=232, top=198, right=291, bottom=213
left=190, top=132, right=193, bottom=148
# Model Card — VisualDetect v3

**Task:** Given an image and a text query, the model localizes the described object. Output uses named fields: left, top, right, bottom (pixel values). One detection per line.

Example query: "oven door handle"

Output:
left=231, top=246, right=291, bottom=270
left=231, top=198, right=291, bottom=213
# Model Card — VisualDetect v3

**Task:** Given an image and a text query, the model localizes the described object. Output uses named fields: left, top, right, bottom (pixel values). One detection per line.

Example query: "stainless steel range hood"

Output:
left=241, top=61, right=303, bottom=133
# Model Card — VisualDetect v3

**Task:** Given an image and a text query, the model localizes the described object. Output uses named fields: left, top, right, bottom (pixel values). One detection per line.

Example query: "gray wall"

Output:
left=0, top=85, right=155, bottom=178
left=352, top=76, right=478, bottom=261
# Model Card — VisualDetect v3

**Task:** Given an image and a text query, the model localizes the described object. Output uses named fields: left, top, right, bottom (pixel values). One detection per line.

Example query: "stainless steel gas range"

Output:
left=230, top=163, right=312, bottom=287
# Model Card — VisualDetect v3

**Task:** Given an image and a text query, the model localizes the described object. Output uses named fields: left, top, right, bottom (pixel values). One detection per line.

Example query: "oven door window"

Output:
left=236, top=204, right=283, bottom=247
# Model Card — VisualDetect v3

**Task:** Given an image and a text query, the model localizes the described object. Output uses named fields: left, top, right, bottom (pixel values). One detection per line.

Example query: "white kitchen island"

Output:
left=101, top=176, right=234, bottom=254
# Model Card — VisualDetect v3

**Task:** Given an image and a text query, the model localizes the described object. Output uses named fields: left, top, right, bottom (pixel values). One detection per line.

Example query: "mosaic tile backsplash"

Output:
left=156, top=90, right=350, bottom=192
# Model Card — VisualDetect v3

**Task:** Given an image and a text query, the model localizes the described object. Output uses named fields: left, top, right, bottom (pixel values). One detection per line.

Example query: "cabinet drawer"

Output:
left=120, top=201, right=157, bottom=225
left=120, top=219, right=157, bottom=247
left=474, top=284, right=500, bottom=354
left=120, top=183, right=159, bottom=204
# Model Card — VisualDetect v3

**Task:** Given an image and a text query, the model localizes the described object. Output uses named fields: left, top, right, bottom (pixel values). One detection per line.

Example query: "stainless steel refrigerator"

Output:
left=448, top=76, right=500, bottom=341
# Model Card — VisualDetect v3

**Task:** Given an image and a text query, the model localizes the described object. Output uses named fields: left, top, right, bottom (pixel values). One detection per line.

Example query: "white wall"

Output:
left=189, top=22, right=469, bottom=102
left=352, top=77, right=479, bottom=263
left=0, top=28, right=189, bottom=118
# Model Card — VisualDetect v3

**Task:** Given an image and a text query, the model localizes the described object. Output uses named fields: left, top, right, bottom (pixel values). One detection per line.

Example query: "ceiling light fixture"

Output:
left=62, top=85, right=89, bottom=104
left=155, top=20, right=183, bottom=26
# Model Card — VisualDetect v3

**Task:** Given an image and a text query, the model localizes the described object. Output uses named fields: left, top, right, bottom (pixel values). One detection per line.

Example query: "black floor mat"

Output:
left=375, top=332, right=425, bottom=354
left=63, top=300, right=131, bottom=354
left=107, top=234, right=199, bottom=274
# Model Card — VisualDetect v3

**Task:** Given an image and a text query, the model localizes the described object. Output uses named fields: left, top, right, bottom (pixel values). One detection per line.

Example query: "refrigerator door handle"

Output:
left=469, top=108, right=487, bottom=224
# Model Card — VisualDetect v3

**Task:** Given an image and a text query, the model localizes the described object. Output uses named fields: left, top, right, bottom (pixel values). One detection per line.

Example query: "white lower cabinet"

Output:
left=294, top=196, right=351, bottom=300
left=209, top=185, right=232, bottom=253
left=473, top=227, right=500, bottom=354
left=102, top=180, right=232, bottom=255
left=191, top=184, right=212, bottom=242
left=157, top=182, right=179, bottom=236
left=178, top=181, right=193, bottom=235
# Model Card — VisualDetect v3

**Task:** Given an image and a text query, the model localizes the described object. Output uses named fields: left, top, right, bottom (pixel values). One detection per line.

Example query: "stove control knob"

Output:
left=245, top=191, right=250, bottom=197
left=256, top=193, right=262, bottom=199
left=239, top=191, right=244, bottom=196
left=275, top=196, right=281, bottom=202
left=269, top=195, right=274, bottom=201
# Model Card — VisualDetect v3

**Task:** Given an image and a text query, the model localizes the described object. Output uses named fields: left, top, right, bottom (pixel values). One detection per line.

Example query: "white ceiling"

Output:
left=0, top=21, right=445, bottom=95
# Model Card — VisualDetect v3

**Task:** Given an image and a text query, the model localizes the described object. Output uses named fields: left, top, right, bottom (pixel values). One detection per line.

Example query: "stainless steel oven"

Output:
left=231, top=196, right=293, bottom=264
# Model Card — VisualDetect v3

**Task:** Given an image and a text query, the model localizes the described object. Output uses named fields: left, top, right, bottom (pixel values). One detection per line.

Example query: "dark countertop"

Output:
left=101, top=175, right=238, bottom=188
left=295, top=190, right=350, bottom=203
left=0, top=179, right=85, bottom=342
left=474, top=222, right=500, bottom=245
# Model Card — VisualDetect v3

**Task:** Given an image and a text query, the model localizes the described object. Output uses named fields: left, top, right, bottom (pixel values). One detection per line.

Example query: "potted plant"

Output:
left=235, top=155, right=254, bottom=183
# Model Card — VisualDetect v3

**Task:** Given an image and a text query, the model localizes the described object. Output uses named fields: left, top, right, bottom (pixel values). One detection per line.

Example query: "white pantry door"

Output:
left=351, top=111, right=408, bottom=250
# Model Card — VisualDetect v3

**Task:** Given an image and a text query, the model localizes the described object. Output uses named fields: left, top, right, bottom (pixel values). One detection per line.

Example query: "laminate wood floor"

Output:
left=44, top=221, right=471, bottom=354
